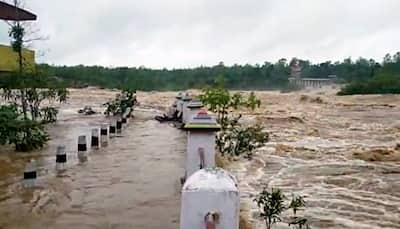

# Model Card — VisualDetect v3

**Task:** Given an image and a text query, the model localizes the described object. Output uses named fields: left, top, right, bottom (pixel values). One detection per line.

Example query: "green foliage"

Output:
left=9, top=23, right=24, bottom=53
left=254, top=187, right=310, bottom=229
left=0, top=105, right=49, bottom=152
left=0, top=73, right=69, bottom=122
left=104, top=89, right=137, bottom=116
left=37, top=61, right=293, bottom=91
left=254, top=187, right=286, bottom=229
left=288, top=195, right=309, bottom=229
left=338, top=54, right=400, bottom=95
left=0, top=18, right=68, bottom=152
left=41, top=107, right=58, bottom=123
left=200, top=79, right=261, bottom=129
left=218, top=122, right=269, bottom=159
left=200, top=78, right=268, bottom=158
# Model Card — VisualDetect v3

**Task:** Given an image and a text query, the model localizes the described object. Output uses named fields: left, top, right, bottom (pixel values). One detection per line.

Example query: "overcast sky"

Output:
left=1, top=0, right=399, bottom=68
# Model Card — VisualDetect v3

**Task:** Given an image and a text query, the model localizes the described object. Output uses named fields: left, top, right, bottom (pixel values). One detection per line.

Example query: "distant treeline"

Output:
left=38, top=52, right=400, bottom=94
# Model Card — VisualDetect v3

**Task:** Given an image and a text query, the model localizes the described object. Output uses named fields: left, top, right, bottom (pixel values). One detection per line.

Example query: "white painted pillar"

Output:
left=100, top=124, right=108, bottom=147
left=91, top=128, right=100, bottom=150
left=23, top=159, right=37, bottom=188
left=56, top=145, right=67, bottom=171
left=77, top=135, right=88, bottom=163
left=184, top=110, right=220, bottom=178
left=180, top=168, right=240, bottom=229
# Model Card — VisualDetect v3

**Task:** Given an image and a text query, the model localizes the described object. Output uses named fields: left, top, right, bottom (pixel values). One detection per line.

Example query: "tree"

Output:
left=200, top=77, right=268, bottom=158
left=0, top=0, right=68, bottom=151
left=254, top=187, right=286, bottom=229
left=254, top=186, right=310, bottom=229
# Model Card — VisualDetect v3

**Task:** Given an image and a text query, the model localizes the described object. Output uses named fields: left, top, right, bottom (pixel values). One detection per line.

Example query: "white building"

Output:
left=180, top=168, right=240, bottom=229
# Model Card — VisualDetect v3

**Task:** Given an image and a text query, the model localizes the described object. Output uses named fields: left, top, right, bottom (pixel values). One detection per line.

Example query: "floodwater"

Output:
left=0, top=88, right=185, bottom=229
left=1, top=87, right=400, bottom=229
left=140, top=88, right=400, bottom=228
left=228, top=88, right=400, bottom=229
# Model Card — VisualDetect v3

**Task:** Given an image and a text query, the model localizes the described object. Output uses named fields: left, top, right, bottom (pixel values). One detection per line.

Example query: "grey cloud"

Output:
left=1, top=0, right=399, bottom=68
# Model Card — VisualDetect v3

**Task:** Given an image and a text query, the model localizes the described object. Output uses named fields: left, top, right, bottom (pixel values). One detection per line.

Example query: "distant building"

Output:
left=290, top=59, right=302, bottom=78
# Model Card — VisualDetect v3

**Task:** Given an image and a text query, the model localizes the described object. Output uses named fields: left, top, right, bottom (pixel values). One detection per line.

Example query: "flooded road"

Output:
left=0, top=88, right=185, bottom=229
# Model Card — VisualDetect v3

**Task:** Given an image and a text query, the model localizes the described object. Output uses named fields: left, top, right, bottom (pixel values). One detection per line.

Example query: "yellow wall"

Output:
left=0, top=44, right=35, bottom=72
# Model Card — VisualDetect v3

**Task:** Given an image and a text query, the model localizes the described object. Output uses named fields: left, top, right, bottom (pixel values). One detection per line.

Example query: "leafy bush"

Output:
left=200, top=78, right=267, bottom=158
left=338, top=61, right=400, bottom=95
left=104, top=89, right=137, bottom=116
left=218, top=121, right=269, bottom=159
left=0, top=105, right=49, bottom=151
left=254, top=186, right=310, bottom=229
left=200, top=77, right=261, bottom=130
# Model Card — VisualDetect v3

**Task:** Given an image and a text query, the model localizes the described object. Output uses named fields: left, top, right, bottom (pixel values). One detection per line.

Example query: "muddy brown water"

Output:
left=1, top=88, right=400, bottom=229
left=0, top=88, right=185, bottom=229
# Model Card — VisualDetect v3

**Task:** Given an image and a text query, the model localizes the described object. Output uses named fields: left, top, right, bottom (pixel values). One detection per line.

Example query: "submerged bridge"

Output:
left=289, top=77, right=336, bottom=88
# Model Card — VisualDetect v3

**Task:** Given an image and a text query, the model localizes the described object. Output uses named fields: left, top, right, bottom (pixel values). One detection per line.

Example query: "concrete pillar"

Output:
left=78, top=135, right=88, bottom=163
left=184, top=110, right=221, bottom=179
left=100, top=124, right=108, bottom=147
left=182, top=93, right=192, bottom=124
left=56, top=145, right=67, bottom=171
left=109, top=119, right=117, bottom=137
left=116, top=117, right=122, bottom=134
left=91, top=128, right=100, bottom=149
left=23, top=159, right=37, bottom=188
left=180, top=168, right=240, bottom=229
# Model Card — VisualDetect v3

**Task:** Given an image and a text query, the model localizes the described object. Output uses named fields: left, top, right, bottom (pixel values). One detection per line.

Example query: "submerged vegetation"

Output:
left=103, top=89, right=137, bottom=117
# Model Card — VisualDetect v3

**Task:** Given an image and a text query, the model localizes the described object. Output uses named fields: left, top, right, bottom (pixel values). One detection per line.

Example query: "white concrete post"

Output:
left=23, top=159, right=37, bottom=188
left=180, top=168, right=240, bottom=229
left=56, top=145, right=67, bottom=171
left=109, top=118, right=117, bottom=137
left=184, top=110, right=221, bottom=179
left=116, top=117, right=122, bottom=134
left=91, top=128, right=100, bottom=150
left=77, top=135, right=88, bottom=163
left=100, top=124, right=108, bottom=147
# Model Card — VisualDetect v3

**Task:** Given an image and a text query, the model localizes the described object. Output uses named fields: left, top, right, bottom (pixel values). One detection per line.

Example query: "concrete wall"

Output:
left=180, top=190, right=239, bottom=229
left=186, top=131, right=216, bottom=177
left=0, top=44, right=35, bottom=72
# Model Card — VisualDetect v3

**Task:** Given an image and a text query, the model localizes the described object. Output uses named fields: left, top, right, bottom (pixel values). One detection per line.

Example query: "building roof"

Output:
left=182, top=168, right=238, bottom=192
left=187, top=100, right=203, bottom=109
left=0, top=1, right=37, bottom=21
left=184, top=109, right=221, bottom=130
